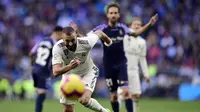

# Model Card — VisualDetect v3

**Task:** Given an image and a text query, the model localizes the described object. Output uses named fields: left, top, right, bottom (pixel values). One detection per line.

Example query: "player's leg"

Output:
left=118, top=65, right=133, bottom=112
left=128, top=70, right=141, bottom=112
left=62, top=104, right=75, bottom=112
left=132, top=94, right=140, bottom=112
left=105, top=78, right=119, bottom=112
left=33, top=73, right=48, bottom=112
left=36, top=89, right=46, bottom=112
left=117, top=87, right=124, bottom=108
left=60, top=95, right=75, bottom=112
left=104, top=66, right=120, bottom=112
left=79, top=71, right=110, bottom=112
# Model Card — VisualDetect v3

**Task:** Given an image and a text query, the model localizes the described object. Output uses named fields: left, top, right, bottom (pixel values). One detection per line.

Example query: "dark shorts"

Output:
left=32, top=73, right=50, bottom=90
left=104, top=64, right=128, bottom=92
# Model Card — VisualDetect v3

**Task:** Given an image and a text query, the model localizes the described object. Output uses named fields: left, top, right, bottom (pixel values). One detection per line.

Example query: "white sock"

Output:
left=118, top=95, right=123, bottom=108
left=85, top=98, right=108, bottom=112
left=133, top=99, right=139, bottom=112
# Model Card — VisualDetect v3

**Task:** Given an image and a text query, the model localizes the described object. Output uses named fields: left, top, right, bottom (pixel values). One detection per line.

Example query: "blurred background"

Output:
left=0, top=0, right=200, bottom=109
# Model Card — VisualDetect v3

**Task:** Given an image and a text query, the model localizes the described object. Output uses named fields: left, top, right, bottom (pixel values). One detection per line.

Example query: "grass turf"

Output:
left=0, top=98, right=199, bottom=112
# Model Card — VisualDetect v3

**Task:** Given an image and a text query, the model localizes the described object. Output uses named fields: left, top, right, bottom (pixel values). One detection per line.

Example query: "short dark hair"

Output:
left=62, top=26, right=75, bottom=36
left=132, top=17, right=142, bottom=22
left=53, top=26, right=63, bottom=32
left=105, top=2, right=120, bottom=13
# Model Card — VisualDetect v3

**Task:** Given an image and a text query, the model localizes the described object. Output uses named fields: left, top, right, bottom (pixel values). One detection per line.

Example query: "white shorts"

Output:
left=60, top=68, right=98, bottom=105
left=128, top=70, right=141, bottom=95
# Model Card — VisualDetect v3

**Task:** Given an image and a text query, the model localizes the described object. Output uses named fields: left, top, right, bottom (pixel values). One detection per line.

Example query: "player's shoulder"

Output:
left=77, top=38, right=89, bottom=45
left=55, top=39, right=65, bottom=48
left=41, top=36, right=52, bottom=41
left=93, top=24, right=108, bottom=31
left=117, top=23, right=128, bottom=29
left=38, top=37, right=54, bottom=48
left=137, top=36, right=146, bottom=45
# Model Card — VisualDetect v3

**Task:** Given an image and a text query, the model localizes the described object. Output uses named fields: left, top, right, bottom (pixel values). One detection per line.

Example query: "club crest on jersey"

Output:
left=81, top=52, right=86, bottom=56
left=119, top=29, right=123, bottom=35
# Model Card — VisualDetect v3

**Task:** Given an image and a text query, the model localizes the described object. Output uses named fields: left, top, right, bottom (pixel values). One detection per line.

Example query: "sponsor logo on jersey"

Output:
left=78, top=39, right=89, bottom=44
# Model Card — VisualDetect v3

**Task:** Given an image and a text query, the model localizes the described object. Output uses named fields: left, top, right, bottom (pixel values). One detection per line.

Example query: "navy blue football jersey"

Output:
left=92, top=23, right=132, bottom=66
left=31, top=37, right=56, bottom=77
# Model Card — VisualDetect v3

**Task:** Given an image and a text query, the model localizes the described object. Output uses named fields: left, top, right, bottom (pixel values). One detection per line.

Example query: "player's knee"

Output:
left=79, top=97, right=90, bottom=105
left=79, top=90, right=91, bottom=105
left=110, top=92, right=118, bottom=102
left=132, top=94, right=140, bottom=100
left=121, top=87, right=130, bottom=99
left=37, top=89, right=46, bottom=94
left=63, top=104, right=74, bottom=112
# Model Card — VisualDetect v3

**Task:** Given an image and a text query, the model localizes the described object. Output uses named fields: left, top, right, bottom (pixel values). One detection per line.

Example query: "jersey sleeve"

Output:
left=92, top=24, right=106, bottom=31
left=30, top=41, right=40, bottom=54
left=120, top=23, right=135, bottom=34
left=141, top=40, right=147, bottom=57
left=84, top=33, right=100, bottom=48
left=123, top=35, right=129, bottom=51
left=139, top=40, right=148, bottom=77
left=52, top=45, right=63, bottom=65
left=87, top=24, right=107, bottom=35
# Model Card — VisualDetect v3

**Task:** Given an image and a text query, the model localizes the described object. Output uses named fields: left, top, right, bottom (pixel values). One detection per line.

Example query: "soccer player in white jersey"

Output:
left=123, top=18, right=151, bottom=112
left=52, top=26, right=112, bottom=112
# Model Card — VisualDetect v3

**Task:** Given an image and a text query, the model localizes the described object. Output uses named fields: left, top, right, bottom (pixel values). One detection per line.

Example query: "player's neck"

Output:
left=108, top=21, right=118, bottom=27
left=66, top=41, right=77, bottom=52
left=67, top=44, right=76, bottom=52
left=50, top=33, right=57, bottom=41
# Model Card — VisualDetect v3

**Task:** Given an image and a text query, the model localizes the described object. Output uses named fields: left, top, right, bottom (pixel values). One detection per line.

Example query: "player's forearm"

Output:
left=94, top=30, right=112, bottom=45
left=139, top=57, right=149, bottom=77
left=76, top=30, right=84, bottom=37
left=77, top=33, right=84, bottom=37
left=29, top=52, right=35, bottom=65
left=53, top=65, right=72, bottom=77
left=130, top=23, right=151, bottom=37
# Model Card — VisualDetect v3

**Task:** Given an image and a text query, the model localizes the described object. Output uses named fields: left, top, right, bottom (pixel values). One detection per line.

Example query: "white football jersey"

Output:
left=52, top=33, right=99, bottom=76
left=123, top=35, right=148, bottom=77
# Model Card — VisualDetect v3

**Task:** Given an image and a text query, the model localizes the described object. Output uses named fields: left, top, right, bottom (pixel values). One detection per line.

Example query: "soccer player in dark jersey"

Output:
left=29, top=26, right=63, bottom=112
left=90, top=2, right=157, bottom=112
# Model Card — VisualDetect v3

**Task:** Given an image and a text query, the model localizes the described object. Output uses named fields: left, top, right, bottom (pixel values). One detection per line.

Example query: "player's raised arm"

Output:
left=29, top=41, right=40, bottom=65
left=69, top=21, right=84, bottom=37
left=94, top=30, right=113, bottom=46
left=130, top=14, right=158, bottom=37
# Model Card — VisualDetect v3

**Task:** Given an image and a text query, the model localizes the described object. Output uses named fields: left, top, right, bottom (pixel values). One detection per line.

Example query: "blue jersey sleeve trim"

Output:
left=118, top=23, right=130, bottom=34
left=92, top=24, right=107, bottom=31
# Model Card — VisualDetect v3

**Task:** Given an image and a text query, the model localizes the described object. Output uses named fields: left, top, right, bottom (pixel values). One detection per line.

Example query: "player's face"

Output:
left=62, top=32, right=77, bottom=51
left=107, top=7, right=120, bottom=23
left=131, top=20, right=142, bottom=31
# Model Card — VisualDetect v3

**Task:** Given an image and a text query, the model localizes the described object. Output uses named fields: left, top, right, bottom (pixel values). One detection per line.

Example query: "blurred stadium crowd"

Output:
left=0, top=0, right=200, bottom=100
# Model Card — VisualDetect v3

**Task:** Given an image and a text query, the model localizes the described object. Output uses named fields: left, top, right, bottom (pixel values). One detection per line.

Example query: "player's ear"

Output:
left=106, top=12, right=109, bottom=18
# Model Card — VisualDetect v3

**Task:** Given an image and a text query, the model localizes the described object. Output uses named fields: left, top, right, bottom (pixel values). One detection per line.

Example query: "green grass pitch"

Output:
left=0, top=98, right=199, bottom=112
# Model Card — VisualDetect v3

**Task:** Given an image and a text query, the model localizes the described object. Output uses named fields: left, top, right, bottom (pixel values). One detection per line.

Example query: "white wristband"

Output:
left=104, top=40, right=113, bottom=46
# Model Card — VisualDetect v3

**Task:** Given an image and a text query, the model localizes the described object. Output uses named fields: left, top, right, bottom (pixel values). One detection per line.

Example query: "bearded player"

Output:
left=90, top=2, right=157, bottom=112
left=52, top=26, right=112, bottom=112
left=29, top=26, right=63, bottom=112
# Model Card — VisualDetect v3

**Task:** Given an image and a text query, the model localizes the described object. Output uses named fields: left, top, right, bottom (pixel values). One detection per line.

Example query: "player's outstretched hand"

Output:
left=69, top=21, right=78, bottom=32
left=145, top=76, right=150, bottom=84
left=69, top=58, right=81, bottom=69
left=148, top=14, right=158, bottom=26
